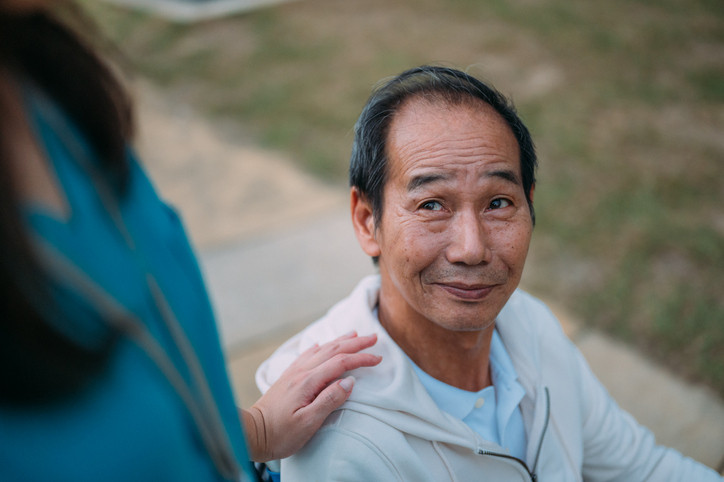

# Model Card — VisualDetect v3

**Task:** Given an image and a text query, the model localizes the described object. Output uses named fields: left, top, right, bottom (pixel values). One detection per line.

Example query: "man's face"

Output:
left=367, top=97, right=533, bottom=333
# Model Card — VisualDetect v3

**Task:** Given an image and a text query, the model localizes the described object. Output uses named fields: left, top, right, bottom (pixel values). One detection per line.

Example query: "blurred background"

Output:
left=79, top=0, right=722, bottom=466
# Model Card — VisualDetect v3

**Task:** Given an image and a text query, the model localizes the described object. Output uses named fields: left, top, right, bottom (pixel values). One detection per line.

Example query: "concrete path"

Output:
left=133, top=82, right=724, bottom=471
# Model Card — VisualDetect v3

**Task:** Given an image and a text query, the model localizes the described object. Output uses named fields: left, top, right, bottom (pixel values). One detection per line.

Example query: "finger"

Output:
left=291, top=332, right=357, bottom=364
left=284, top=342, right=321, bottom=371
left=297, top=342, right=320, bottom=359
left=337, top=333, right=377, bottom=353
left=320, top=331, right=359, bottom=347
left=336, top=330, right=359, bottom=341
left=294, top=333, right=378, bottom=371
left=297, top=352, right=381, bottom=401
left=310, top=333, right=378, bottom=363
left=297, top=376, right=356, bottom=428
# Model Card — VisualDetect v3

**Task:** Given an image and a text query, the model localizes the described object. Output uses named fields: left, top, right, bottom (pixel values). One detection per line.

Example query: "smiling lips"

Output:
left=434, top=282, right=498, bottom=301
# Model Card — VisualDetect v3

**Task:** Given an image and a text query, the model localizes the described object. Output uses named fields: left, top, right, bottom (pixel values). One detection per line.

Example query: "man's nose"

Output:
left=445, top=210, right=491, bottom=266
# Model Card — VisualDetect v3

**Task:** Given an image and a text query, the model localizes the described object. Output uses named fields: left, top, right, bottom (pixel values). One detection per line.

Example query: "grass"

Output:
left=82, top=0, right=724, bottom=397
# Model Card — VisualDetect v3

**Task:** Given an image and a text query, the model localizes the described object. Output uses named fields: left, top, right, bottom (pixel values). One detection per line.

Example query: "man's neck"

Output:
left=377, top=299, right=495, bottom=392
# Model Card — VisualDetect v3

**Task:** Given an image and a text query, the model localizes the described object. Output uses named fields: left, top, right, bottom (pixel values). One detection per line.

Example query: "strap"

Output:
left=32, top=237, right=242, bottom=479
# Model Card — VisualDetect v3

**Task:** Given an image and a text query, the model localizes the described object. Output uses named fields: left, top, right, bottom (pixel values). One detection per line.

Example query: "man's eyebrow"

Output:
left=406, top=169, right=521, bottom=192
left=407, top=173, right=451, bottom=192
left=486, top=169, right=521, bottom=186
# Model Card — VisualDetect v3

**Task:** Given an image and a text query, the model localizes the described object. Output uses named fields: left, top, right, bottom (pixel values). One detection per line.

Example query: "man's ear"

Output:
left=350, top=187, right=381, bottom=258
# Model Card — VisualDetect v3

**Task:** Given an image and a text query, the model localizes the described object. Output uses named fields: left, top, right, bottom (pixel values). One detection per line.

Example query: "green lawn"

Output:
left=83, top=0, right=724, bottom=396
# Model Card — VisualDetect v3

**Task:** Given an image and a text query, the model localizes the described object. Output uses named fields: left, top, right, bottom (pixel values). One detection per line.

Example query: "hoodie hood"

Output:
left=256, top=275, right=542, bottom=452
left=256, top=277, right=718, bottom=482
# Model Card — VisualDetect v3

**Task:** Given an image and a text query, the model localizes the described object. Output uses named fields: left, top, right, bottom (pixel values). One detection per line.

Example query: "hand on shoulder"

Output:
left=242, top=332, right=381, bottom=462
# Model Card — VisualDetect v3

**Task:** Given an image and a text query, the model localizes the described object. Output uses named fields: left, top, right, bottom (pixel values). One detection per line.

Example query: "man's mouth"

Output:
left=434, top=282, right=498, bottom=301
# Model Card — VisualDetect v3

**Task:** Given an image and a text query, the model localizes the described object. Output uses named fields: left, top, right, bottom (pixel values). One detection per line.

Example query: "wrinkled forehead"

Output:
left=387, top=92, right=517, bottom=148
left=384, top=95, right=521, bottom=179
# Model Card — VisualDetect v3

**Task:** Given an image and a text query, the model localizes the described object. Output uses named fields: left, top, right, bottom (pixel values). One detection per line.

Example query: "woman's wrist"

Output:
left=240, top=407, right=269, bottom=462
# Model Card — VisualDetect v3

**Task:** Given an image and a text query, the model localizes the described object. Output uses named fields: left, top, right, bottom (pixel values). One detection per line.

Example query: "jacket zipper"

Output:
left=477, top=387, right=550, bottom=482
left=476, top=451, right=537, bottom=481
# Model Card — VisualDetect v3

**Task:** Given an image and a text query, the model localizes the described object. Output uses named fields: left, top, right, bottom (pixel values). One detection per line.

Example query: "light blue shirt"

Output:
left=409, top=329, right=528, bottom=460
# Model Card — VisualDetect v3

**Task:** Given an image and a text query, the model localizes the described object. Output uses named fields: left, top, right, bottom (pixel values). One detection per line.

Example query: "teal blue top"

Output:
left=0, top=88, right=256, bottom=481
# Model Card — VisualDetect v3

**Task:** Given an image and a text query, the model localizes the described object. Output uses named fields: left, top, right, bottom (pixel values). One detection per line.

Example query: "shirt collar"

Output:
left=408, top=329, right=526, bottom=426
left=489, top=329, right=527, bottom=435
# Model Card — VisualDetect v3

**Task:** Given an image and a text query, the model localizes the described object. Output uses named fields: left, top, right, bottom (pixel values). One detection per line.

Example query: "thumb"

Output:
left=304, top=376, right=355, bottom=425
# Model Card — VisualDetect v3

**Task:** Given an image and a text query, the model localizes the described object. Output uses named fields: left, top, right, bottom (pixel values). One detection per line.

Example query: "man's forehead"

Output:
left=387, top=96, right=516, bottom=150
left=385, top=97, right=521, bottom=183
left=405, top=166, right=522, bottom=193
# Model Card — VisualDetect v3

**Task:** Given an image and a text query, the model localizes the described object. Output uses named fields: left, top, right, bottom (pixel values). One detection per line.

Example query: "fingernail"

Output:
left=339, top=376, right=355, bottom=392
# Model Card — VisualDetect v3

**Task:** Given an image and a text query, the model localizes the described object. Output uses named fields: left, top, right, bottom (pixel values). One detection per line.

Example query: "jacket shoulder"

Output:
left=281, top=409, right=410, bottom=481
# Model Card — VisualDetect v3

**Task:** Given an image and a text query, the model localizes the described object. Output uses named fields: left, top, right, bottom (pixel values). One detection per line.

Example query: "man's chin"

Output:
left=424, top=294, right=511, bottom=333
left=428, top=313, right=498, bottom=333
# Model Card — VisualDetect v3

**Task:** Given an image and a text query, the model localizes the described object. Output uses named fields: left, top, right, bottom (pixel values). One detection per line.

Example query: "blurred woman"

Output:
left=0, top=2, right=379, bottom=480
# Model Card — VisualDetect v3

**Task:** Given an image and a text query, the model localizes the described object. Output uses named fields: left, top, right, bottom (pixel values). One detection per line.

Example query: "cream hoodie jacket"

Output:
left=256, top=275, right=721, bottom=481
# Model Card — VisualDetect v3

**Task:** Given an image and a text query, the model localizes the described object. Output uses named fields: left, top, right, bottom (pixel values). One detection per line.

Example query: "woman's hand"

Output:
left=242, top=332, right=381, bottom=462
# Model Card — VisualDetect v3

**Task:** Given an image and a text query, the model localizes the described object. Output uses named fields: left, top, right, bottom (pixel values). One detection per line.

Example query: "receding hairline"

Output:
left=387, top=89, right=519, bottom=137
left=384, top=92, right=523, bottom=169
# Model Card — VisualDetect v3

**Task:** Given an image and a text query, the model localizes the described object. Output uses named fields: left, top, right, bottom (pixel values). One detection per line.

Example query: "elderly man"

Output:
left=256, top=66, right=721, bottom=481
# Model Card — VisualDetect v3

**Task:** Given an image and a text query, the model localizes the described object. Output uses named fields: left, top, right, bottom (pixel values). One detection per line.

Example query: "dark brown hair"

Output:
left=0, top=4, right=133, bottom=404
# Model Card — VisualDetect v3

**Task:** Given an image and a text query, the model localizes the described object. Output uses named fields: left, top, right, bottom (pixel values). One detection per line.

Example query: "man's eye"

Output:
left=421, top=201, right=443, bottom=211
left=489, top=198, right=511, bottom=210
